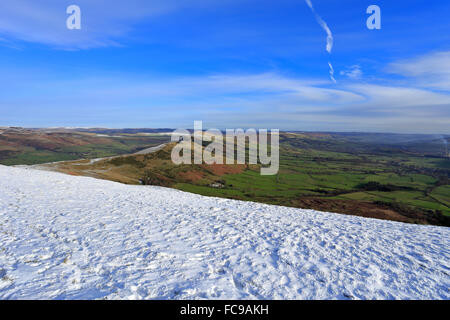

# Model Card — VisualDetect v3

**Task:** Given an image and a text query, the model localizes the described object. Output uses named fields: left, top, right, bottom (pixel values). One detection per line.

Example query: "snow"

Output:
left=0, top=165, right=448, bottom=300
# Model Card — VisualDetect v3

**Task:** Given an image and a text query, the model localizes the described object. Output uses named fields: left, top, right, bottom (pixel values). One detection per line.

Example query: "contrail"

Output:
left=305, top=0, right=333, bottom=53
left=328, top=62, right=336, bottom=83
left=305, top=0, right=335, bottom=83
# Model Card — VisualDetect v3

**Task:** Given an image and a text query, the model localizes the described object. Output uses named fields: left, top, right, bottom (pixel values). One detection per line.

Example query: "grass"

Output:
left=0, top=135, right=169, bottom=165
left=171, top=137, right=450, bottom=221
left=7, top=131, right=448, bottom=225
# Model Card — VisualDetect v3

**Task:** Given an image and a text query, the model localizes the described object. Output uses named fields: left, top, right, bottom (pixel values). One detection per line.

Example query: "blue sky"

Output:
left=0, top=0, right=449, bottom=133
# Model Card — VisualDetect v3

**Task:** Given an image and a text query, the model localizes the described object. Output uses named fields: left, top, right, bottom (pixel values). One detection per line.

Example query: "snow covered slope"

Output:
left=0, top=165, right=448, bottom=300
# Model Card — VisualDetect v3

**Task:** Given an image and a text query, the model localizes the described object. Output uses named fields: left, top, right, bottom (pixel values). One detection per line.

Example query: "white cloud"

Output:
left=340, top=65, right=362, bottom=80
left=347, top=84, right=450, bottom=111
left=1, top=50, right=449, bottom=133
left=387, top=51, right=450, bottom=91
left=0, top=0, right=212, bottom=49
left=1, top=67, right=449, bottom=132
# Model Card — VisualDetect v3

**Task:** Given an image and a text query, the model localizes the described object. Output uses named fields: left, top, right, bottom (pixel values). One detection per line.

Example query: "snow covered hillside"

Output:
left=0, top=165, right=448, bottom=300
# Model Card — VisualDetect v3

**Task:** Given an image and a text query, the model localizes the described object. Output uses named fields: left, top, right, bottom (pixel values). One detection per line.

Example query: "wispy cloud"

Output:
left=304, top=0, right=335, bottom=83
left=1, top=52, right=450, bottom=133
left=0, top=0, right=214, bottom=49
left=340, top=65, right=363, bottom=80
left=304, top=0, right=333, bottom=54
left=328, top=62, right=336, bottom=83
left=387, top=51, right=450, bottom=91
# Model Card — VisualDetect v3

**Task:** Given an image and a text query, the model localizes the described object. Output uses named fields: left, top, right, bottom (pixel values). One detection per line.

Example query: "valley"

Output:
left=6, top=129, right=447, bottom=226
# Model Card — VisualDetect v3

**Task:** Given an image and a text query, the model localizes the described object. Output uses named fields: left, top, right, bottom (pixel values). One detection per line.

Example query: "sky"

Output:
left=0, top=0, right=449, bottom=133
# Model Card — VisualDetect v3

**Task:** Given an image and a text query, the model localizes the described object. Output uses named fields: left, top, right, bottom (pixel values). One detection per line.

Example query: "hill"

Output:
left=37, top=133, right=450, bottom=226
left=0, top=127, right=170, bottom=165
left=0, top=165, right=448, bottom=299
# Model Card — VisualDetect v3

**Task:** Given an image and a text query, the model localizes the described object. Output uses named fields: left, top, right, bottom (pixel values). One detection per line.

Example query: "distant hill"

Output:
left=0, top=127, right=170, bottom=165
left=32, top=132, right=450, bottom=226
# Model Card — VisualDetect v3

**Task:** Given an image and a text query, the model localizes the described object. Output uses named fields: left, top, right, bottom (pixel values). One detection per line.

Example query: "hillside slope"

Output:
left=0, top=165, right=448, bottom=299
left=0, top=127, right=169, bottom=165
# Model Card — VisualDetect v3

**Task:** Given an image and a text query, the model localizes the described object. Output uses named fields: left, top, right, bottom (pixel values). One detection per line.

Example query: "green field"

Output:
left=3, top=130, right=448, bottom=226
left=0, top=131, right=169, bottom=165
left=171, top=134, right=450, bottom=225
